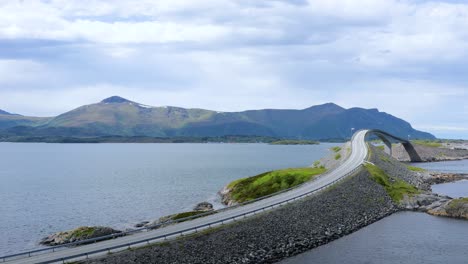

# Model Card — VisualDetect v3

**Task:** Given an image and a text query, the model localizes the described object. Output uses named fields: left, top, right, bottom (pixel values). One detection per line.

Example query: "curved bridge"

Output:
left=2, top=129, right=417, bottom=264
left=366, top=129, right=421, bottom=162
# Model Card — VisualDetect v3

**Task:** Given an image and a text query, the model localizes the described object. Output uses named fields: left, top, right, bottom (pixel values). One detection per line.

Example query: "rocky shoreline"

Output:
left=399, top=172, right=468, bottom=220
left=84, top=168, right=398, bottom=264
left=49, top=143, right=464, bottom=263
left=425, top=172, right=468, bottom=185
left=393, top=143, right=468, bottom=162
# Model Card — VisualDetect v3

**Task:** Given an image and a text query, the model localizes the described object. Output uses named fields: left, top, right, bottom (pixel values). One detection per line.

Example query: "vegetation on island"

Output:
left=364, top=163, right=420, bottom=202
left=270, top=140, right=319, bottom=145
left=334, top=153, right=342, bottom=160
left=169, top=211, right=208, bottom=221
left=376, top=145, right=385, bottom=151
left=411, top=140, right=442, bottom=148
left=331, top=146, right=342, bottom=152
left=448, top=198, right=468, bottom=209
left=226, top=167, right=326, bottom=203
left=68, top=226, right=97, bottom=239
left=40, top=226, right=122, bottom=246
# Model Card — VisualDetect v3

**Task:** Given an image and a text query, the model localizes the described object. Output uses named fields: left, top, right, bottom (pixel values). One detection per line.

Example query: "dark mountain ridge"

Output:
left=0, top=96, right=435, bottom=140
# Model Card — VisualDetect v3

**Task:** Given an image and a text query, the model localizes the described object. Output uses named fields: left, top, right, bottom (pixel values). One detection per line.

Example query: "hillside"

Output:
left=0, top=110, right=51, bottom=130
left=0, top=96, right=435, bottom=140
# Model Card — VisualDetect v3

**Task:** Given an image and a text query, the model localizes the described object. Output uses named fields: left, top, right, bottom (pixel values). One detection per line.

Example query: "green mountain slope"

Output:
left=0, top=96, right=435, bottom=140
left=0, top=110, right=51, bottom=129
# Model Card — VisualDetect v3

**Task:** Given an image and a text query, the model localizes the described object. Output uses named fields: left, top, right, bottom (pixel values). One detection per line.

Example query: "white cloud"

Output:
left=0, top=0, right=467, bottom=138
left=0, top=59, right=46, bottom=84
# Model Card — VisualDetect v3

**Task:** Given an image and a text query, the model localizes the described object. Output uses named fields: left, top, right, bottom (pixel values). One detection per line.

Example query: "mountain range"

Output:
left=0, top=96, right=435, bottom=140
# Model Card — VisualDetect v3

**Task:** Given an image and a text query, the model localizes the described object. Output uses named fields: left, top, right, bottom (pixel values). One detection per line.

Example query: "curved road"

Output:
left=7, top=130, right=370, bottom=264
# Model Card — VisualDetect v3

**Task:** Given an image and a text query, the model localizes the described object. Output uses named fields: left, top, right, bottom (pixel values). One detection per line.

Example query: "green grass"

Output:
left=448, top=197, right=468, bottom=209
left=412, top=140, right=442, bottom=148
left=270, top=140, right=319, bottom=145
left=380, top=156, right=390, bottom=162
left=376, top=145, right=385, bottom=151
left=171, top=211, right=207, bottom=221
left=364, top=164, right=420, bottom=202
left=406, top=165, right=426, bottom=172
left=334, top=153, right=342, bottom=160
left=68, top=227, right=96, bottom=239
left=228, top=167, right=326, bottom=203
left=331, top=146, right=342, bottom=152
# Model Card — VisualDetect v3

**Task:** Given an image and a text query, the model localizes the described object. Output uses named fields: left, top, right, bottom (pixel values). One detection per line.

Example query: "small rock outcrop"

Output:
left=427, top=198, right=468, bottom=219
left=193, top=202, right=214, bottom=211
left=400, top=193, right=451, bottom=211
left=40, top=226, right=122, bottom=246
left=219, top=185, right=237, bottom=206
left=134, top=221, right=149, bottom=228
left=425, top=173, right=468, bottom=185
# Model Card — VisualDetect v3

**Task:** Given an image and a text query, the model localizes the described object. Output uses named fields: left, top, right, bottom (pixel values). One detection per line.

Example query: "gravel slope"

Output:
left=84, top=168, right=397, bottom=264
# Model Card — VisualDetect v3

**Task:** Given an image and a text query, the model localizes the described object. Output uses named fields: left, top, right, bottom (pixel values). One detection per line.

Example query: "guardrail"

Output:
left=1, top=164, right=364, bottom=264
left=1, top=131, right=366, bottom=263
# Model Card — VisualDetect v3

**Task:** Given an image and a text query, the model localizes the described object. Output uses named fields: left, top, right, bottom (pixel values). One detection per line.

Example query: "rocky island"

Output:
left=40, top=226, right=122, bottom=246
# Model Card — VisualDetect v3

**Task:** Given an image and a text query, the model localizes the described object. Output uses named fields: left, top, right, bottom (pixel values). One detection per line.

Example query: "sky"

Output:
left=0, top=0, right=467, bottom=139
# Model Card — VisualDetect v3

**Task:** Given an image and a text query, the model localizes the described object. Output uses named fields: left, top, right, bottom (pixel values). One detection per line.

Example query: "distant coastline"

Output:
left=0, top=135, right=334, bottom=144
left=269, top=140, right=319, bottom=145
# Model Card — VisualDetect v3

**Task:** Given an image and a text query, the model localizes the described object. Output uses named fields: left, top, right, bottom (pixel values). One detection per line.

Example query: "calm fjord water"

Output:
left=282, top=159, right=468, bottom=264
left=0, top=142, right=337, bottom=255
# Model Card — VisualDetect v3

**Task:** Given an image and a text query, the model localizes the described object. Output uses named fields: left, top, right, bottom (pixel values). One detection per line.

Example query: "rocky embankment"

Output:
left=40, top=226, right=122, bottom=246
left=370, top=145, right=468, bottom=220
left=393, top=143, right=468, bottom=162
left=84, top=166, right=398, bottom=264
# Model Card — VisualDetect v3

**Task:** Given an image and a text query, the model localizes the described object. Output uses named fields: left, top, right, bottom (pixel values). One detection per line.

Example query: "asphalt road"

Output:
left=6, top=130, right=369, bottom=264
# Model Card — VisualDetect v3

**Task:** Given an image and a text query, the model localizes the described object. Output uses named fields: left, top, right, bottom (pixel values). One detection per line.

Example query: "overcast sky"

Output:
left=0, top=0, right=467, bottom=138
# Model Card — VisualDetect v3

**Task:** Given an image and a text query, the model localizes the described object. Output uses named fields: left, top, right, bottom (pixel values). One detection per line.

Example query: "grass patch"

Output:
left=380, top=156, right=390, bottom=162
left=448, top=197, right=468, bottom=209
left=228, top=167, right=326, bottom=203
left=376, top=145, right=385, bottom=151
left=171, top=211, right=207, bottom=221
left=334, top=153, right=342, bottom=160
left=447, top=198, right=468, bottom=217
left=412, top=140, right=442, bottom=148
left=406, top=165, right=426, bottom=172
left=364, top=164, right=420, bottom=202
left=68, top=227, right=96, bottom=239
left=270, top=140, right=319, bottom=145
left=331, top=146, right=342, bottom=152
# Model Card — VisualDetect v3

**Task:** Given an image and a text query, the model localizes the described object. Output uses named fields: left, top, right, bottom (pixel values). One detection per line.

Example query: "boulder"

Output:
left=134, top=221, right=150, bottom=228
left=400, top=193, right=451, bottom=211
left=193, top=202, right=214, bottom=211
